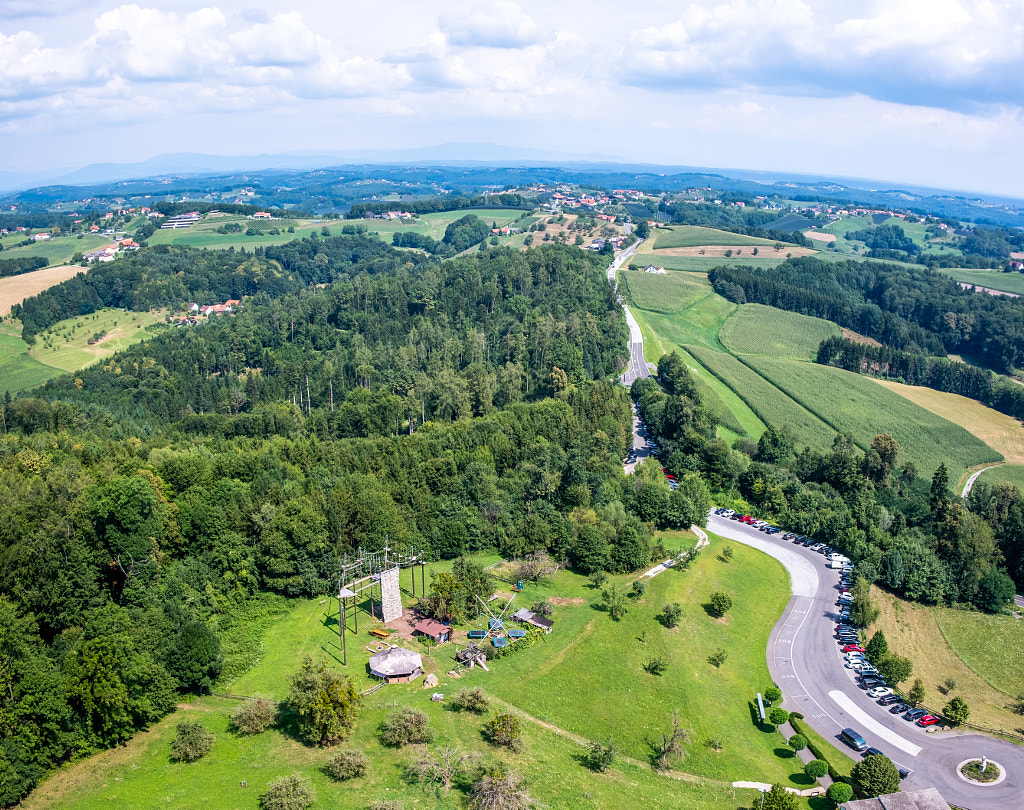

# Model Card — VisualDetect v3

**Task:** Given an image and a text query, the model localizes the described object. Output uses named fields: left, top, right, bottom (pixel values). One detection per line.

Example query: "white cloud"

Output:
left=438, top=1, right=544, bottom=48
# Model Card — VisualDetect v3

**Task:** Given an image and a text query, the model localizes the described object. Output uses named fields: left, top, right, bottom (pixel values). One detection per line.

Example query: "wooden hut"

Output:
left=368, top=646, right=423, bottom=683
left=413, top=618, right=452, bottom=645
left=512, top=607, right=554, bottom=634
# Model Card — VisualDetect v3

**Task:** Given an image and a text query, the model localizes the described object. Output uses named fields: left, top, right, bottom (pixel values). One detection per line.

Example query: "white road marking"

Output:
left=829, top=690, right=922, bottom=756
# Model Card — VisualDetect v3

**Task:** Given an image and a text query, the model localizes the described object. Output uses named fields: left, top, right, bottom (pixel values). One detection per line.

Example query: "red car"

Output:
left=917, top=715, right=940, bottom=727
left=842, top=644, right=865, bottom=653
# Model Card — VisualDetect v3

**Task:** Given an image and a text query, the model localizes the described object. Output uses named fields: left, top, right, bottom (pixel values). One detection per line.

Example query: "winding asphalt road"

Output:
left=707, top=513, right=1024, bottom=810
left=606, top=240, right=651, bottom=386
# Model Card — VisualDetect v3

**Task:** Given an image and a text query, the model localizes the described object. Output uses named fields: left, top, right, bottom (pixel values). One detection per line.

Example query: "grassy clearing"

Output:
left=939, top=268, right=1024, bottom=296
left=0, top=264, right=89, bottom=316
left=654, top=226, right=776, bottom=249
left=873, top=379, right=1024, bottom=466
left=26, top=544, right=804, bottom=809
left=637, top=254, right=794, bottom=272
left=870, top=588, right=1024, bottom=734
left=27, top=308, right=167, bottom=373
left=620, top=271, right=712, bottom=314
left=0, top=233, right=110, bottom=266
left=687, top=347, right=837, bottom=450
left=631, top=291, right=736, bottom=354
left=720, top=304, right=840, bottom=362
left=742, top=357, right=1003, bottom=482
left=0, top=323, right=63, bottom=393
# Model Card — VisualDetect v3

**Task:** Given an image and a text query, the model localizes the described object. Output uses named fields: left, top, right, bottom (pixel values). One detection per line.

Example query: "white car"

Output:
left=846, top=660, right=866, bottom=670
left=868, top=687, right=893, bottom=699
left=859, top=667, right=878, bottom=676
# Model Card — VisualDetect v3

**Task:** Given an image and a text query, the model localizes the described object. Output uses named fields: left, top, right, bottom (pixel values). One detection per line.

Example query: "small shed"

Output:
left=413, top=618, right=452, bottom=645
left=513, top=608, right=554, bottom=634
left=368, top=646, right=423, bottom=683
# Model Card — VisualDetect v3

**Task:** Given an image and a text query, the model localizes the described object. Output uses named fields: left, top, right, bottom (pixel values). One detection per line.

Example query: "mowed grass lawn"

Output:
left=654, top=226, right=777, bottom=249
left=870, top=587, right=1024, bottom=734
left=637, top=254, right=793, bottom=272
left=720, top=304, right=840, bottom=362
left=741, top=356, right=1003, bottom=483
left=631, top=289, right=737, bottom=354
left=26, top=543, right=801, bottom=810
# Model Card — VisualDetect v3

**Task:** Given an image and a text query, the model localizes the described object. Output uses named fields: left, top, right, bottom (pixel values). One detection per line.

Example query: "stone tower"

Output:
left=379, top=567, right=402, bottom=623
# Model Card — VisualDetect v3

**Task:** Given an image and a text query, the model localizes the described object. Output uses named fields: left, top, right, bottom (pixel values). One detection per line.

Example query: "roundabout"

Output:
left=958, top=757, right=1006, bottom=786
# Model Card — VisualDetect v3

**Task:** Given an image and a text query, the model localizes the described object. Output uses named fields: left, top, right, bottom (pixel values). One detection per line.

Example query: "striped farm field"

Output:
left=687, top=345, right=837, bottom=450
left=720, top=304, right=840, bottom=362
left=978, top=464, right=1024, bottom=493
left=741, top=356, right=1003, bottom=482
left=654, top=225, right=777, bottom=249
left=621, top=270, right=711, bottom=314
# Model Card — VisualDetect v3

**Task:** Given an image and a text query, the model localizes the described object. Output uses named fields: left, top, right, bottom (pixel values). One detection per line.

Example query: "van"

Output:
left=840, top=728, right=867, bottom=752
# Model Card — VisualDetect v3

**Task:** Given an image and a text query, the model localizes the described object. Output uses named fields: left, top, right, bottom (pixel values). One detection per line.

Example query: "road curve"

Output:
left=962, top=466, right=997, bottom=499
left=707, top=512, right=1024, bottom=810
left=606, top=240, right=651, bottom=386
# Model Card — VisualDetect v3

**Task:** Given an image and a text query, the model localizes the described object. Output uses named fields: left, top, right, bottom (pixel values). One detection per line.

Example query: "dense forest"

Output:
left=710, top=257, right=1024, bottom=372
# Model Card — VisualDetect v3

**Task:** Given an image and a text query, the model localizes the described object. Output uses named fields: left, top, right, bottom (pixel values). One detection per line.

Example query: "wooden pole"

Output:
left=354, top=593, right=358, bottom=634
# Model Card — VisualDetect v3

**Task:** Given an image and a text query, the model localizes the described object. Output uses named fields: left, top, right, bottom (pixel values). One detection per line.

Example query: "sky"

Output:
left=2, top=0, right=1024, bottom=196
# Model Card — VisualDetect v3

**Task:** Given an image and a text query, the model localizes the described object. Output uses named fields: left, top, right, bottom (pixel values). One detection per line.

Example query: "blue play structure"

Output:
left=508, top=628, right=526, bottom=639
left=492, top=636, right=507, bottom=648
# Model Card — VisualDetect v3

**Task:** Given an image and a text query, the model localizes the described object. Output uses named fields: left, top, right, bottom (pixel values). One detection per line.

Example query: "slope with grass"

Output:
left=0, top=264, right=89, bottom=316
left=720, top=304, right=840, bottom=362
left=870, top=587, right=1024, bottom=735
left=0, top=324, right=63, bottom=393
left=654, top=226, right=778, bottom=249
left=0, top=233, right=110, bottom=266
left=27, top=308, right=167, bottom=373
left=23, top=544, right=805, bottom=810
left=620, top=270, right=712, bottom=314
left=940, top=268, right=1024, bottom=296
left=978, top=464, right=1024, bottom=494
left=742, top=356, right=1003, bottom=482
left=630, top=289, right=736, bottom=354
left=687, top=346, right=837, bottom=450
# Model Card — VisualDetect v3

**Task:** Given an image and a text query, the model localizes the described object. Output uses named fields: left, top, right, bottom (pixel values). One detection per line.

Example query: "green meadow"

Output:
left=654, top=226, right=778, bottom=249
left=719, top=305, right=840, bottom=362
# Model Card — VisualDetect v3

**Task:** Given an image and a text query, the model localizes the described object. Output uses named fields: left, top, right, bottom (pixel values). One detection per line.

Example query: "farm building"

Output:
left=413, top=618, right=452, bottom=644
left=368, top=646, right=423, bottom=683
left=512, top=608, right=554, bottom=634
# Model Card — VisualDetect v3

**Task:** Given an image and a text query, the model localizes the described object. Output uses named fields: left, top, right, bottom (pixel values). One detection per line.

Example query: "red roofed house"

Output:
left=413, top=618, right=451, bottom=645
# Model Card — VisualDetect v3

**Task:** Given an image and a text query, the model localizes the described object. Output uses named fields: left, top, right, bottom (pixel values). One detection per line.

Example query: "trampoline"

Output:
left=508, top=628, right=527, bottom=639
left=467, top=630, right=487, bottom=639
left=492, top=636, right=508, bottom=648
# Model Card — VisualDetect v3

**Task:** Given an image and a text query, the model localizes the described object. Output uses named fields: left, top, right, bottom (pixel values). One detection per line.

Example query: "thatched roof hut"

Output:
left=368, top=645, right=423, bottom=683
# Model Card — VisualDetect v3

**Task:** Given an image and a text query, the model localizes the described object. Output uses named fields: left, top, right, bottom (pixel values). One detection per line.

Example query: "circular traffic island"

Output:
left=958, top=758, right=1005, bottom=785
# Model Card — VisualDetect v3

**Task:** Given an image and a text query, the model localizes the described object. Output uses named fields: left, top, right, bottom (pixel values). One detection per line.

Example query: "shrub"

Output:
left=662, top=603, right=683, bottom=627
left=261, top=772, right=316, bottom=810
left=788, top=734, right=807, bottom=752
left=708, top=648, right=728, bottom=667
left=451, top=687, right=489, bottom=714
left=908, top=677, right=926, bottom=706
left=325, top=750, right=368, bottom=781
left=589, top=571, right=608, bottom=588
left=530, top=601, right=553, bottom=617
left=469, top=770, right=531, bottom=810
left=943, top=676, right=958, bottom=692
left=826, top=782, right=854, bottom=804
left=722, top=546, right=734, bottom=561
left=585, top=738, right=617, bottom=772
left=644, top=653, right=668, bottom=675
left=708, top=591, right=732, bottom=617
left=851, top=754, right=900, bottom=798
left=485, top=712, right=523, bottom=751
left=380, top=706, right=435, bottom=747
left=768, top=707, right=789, bottom=726
left=764, top=686, right=782, bottom=705
left=631, top=579, right=647, bottom=598
left=761, top=783, right=799, bottom=810
left=171, top=720, right=214, bottom=762
left=600, top=583, right=629, bottom=620
left=285, top=656, right=360, bottom=746
left=231, top=697, right=277, bottom=735
left=804, top=759, right=828, bottom=778
left=944, top=695, right=971, bottom=725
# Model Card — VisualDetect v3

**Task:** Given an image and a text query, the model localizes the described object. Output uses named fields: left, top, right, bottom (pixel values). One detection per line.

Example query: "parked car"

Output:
left=890, top=703, right=910, bottom=714
left=905, top=708, right=927, bottom=721
left=918, top=715, right=940, bottom=727
left=878, top=694, right=903, bottom=706
left=864, top=747, right=886, bottom=758
left=840, top=728, right=867, bottom=751
left=843, top=644, right=865, bottom=653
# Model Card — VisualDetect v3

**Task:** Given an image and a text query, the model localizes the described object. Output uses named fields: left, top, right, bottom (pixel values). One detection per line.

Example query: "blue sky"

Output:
left=2, top=0, right=1023, bottom=195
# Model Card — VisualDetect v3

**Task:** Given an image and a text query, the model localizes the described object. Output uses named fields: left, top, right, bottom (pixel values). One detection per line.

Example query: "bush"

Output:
left=631, top=579, right=647, bottom=598
left=722, top=545, right=734, bottom=561
left=908, top=677, right=926, bottom=706
left=788, top=734, right=807, bottom=752
left=485, top=712, right=523, bottom=751
left=826, top=782, right=854, bottom=804
left=171, top=720, right=214, bottom=762
left=231, top=697, right=277, bottom=735
left=943, top=676, right=958, bottom=693
left=326, top=750, right=368, bottom=781
left=644, top=653, right=668, bottom=675
left=707, top=648, right=728, bottom=667
left=708, top=591, right=732, bottom=617
left=768, top=707, right=789, bottom=726
left=761, top=783, right=799, bottom=810
left=261, top=772, right=316, bottom=810
left=662, top=602, right=683, bottom=627
left=764, top=686, right=782, bottom=705
left=451, top=687, right=489, bottom=714
left=585, top=738, right=617, bottom=772
left=944, top=695, right=970, bottom=725
left=804, top=759, right=828, bottom=778
left=285, top=656, right=360, bottom=746
left=530, top=601, right=553, bottom=617
left=851, top=754, right=900, bottom=798
left=469, top=770, right=531, bottom=810
left=380, top=706, right=435, bottom=747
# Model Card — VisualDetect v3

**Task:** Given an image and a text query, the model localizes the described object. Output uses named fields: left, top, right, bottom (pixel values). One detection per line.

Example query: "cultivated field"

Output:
left=636, top=254, right=793, bottom=272
left=0, top=264, right=87, bottom=316
left=978, top=464, right=1024, bottom=493
left=24, top=542, right=807, bottom=810
left=873, top=379, right=1024, bottom=466
left=654, top=245, right=816, bottom=258
left=940, top=268, right=1024, bottom=297
left=870, top=588, right=1024, bottom=735
left=742, top=356, right=1003, bottom=482
left=0, top=324, right=63, bottom=393
left=654, top=226, right=778, bottom=249
left=720, top=304, right=840, bottom=362
left=621, top=270, right=711, bottom=314
left=687, top=346, right=838, bottom=450
left=28, top=308, right=167, bottom=373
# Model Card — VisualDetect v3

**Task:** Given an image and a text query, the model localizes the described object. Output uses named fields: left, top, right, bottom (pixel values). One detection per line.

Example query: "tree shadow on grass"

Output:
left=808, top=797, right=833, bottom=810
left=748, top=702, right=773, bottom=733
left=774, top=747, right=796, bottom=759
left=788, top=772, right=815, bottom=787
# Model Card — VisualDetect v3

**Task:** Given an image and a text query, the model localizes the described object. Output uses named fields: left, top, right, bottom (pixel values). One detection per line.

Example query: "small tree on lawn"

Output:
left=804, top=759, right=828, bottom=778
left=600, top=583, right=629, bottom=620
left=531, top=601, right=553, bottom=617
left=285, top=655, right=360, bottom=746
left=585, top=738, right=617, bottom=772
left=230, top=697, right=277, bottom=735
left=722, top=546, right=734, bottom=562
left=485, top=712, right=523, bottom=752
left=644, top=653, right=668, bottom=675
left=589, top=570, right=608, bottom=588
left=656, top=710, right=690, bottom=769
left=451, top=687, right=489, bottom=714
left=261, top=772, right=316, bottom=810
left=708, top=591, right=732, bottom=618
left=826, top=782, right=853, bottom=805
left=851, top=754, right=901, bottom=798
left=876, top=654, right=912, bottom=686
left=410, top=743, right=479, bottom=793
left=788, top=734, right=807, bottom=753
left=864, top=630, right=888, bottom=664
left=662, top=603, right=683, bottom=628
left=171, top=719, right=214, bottom=762
left=768, top=707, right=789, bottom=728
left=944, top=695, right=970, bottom=725
left=469, top=769, right=531, bottom=810
left=708, top=648, right=728, bottom=667
left=631, top=579, right=647, bottom=598
left=380, top=705, right=435, bottom=747
left=764, top=686, right=782, bottom=705
left=762, top=783, right=799, bottom=810
left=325, top=749, right=368, bottom=781
left=943, top=676, right=958, bottom=693
left=908, top=677, right=926, bottom=706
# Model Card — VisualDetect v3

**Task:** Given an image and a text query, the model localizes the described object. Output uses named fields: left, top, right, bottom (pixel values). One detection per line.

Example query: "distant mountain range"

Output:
left=1, top=142, right=1023, bottom=213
